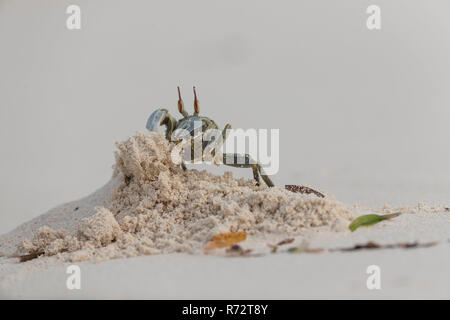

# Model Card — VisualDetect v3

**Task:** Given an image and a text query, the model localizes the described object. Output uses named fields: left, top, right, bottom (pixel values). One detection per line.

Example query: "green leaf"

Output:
left=349, top=212, right=401, bottom=232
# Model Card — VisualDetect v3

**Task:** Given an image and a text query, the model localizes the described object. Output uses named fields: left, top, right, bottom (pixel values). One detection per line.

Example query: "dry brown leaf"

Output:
left=285, top=185, right=325, bottom=198
left=268, top=238, right=295, bottom=253
left=277, top=238, right=295, bottom=246
left=18, top=251, right=44, bottom=262
left=205, top=232, right=247, bottom=250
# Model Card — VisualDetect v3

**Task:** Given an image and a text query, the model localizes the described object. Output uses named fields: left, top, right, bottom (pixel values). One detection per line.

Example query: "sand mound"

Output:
left=9, top=132, right=353, bottom=263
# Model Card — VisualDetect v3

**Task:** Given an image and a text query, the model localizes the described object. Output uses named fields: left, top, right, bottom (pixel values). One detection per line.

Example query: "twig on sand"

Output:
left=331, top=241, right=439, bottom=252
left=285, top=185, right=325, bottom=198
left=285, top=240, right=440, bottom=254
left=17, top=251, right=44, bottom=262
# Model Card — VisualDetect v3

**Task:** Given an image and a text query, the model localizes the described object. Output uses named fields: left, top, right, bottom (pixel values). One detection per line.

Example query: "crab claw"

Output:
left=171, top=120, right=204, bottom=163
left=146, top=109, right=168, bottom=132
left=146, top=109, right=177, bottom=140
left=171, top=120, right=203, bottom=142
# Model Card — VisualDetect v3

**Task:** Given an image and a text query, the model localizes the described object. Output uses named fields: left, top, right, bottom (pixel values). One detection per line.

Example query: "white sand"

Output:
left=2, top=245, right=450, bottom=299
left=1, top=132, right=449, bottom=299
left=1, top=133, right=353, bottom=263
left=1, top=209, right=449, bottom=299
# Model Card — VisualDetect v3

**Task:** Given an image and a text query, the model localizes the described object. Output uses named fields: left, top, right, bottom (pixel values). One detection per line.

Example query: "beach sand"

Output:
left=1, top=132, right=449, bottom=299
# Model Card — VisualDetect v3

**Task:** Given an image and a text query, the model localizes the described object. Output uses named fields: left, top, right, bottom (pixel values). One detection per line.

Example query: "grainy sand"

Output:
left=0, top=132, right=354, bottom=264
left=1, top=132, right=450, bottom=299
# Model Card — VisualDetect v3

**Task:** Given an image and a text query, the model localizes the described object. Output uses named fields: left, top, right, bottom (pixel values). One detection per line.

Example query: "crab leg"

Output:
left=202, top=124, right=232, bottom=163
left=222, top=153, right=274, bottom=187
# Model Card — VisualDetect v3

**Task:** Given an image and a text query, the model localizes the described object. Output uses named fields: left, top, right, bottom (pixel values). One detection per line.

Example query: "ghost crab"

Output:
left=146, top=87, right=274, bottom=187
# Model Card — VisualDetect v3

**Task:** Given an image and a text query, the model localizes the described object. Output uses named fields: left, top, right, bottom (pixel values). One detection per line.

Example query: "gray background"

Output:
left=1, top=0, right=450, bottom=234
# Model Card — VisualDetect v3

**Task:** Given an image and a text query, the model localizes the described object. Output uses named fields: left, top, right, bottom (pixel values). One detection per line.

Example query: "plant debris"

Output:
left=285, top=185, right=325, bottom=198
left=348, top=212, right=402, bottom=232
left=285, top=240, right=324, bottom=254
left=277, top=238, right=295, bottom=246
left=18, top=251, right=44, bottom=262
left=287, top=247, right=324, bottom=254
left=332, top=241, right=439, bottom=252
left=281, top=240, right=441, bottom=254
left=336, top=241, right=381, bottom=251
left=204, top=232, right=247, bottom=251
left=268, top=238, right=295, bottom=253
left=225, top=244, right=252, bottom=257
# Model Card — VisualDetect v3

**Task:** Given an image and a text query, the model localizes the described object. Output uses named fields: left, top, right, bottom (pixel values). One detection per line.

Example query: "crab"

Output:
left=145, top=87, right=274, bottom=187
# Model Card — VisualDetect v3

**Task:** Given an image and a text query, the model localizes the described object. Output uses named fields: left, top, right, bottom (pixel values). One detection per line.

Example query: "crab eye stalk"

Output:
left=193, top=86, right=200, bottom=115
left=177, top=86, right=188, bottom=117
